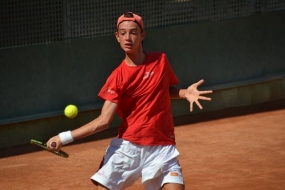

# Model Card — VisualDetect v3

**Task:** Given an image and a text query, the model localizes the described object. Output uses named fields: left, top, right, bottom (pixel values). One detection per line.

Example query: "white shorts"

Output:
left=91, top=138, right=184, bottom=190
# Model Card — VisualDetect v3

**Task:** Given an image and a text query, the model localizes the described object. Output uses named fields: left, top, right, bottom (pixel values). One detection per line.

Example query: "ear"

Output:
left=141, top=31, right=146, bottom=41
left=115, top=32, right=120, bottom=42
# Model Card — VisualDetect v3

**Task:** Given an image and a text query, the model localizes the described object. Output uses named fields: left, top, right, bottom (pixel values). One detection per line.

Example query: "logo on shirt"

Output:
left=170, top=172, right=179, bottom=176
left=106, top=87, right=115, bottom=94
left=143, top=71, right=154, bottom=79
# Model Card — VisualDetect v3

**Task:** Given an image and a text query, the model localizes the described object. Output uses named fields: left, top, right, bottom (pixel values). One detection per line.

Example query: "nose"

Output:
left=126, top=32, right=131, bottom=40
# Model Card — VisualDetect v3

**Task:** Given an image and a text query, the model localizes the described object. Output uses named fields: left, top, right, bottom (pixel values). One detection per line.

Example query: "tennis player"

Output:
left=47, top=12, right=213, bottom=190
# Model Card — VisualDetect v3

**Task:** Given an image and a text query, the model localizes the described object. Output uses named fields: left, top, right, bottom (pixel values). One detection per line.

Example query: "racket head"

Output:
left=30, top=139, right=69, bottom=158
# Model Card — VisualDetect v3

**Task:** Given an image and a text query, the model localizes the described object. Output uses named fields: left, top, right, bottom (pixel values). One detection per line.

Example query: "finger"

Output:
left=195, top=100, right=203, bottom=110
left=46, top=140, right=51, bottom=149
left=195, top=79, right=205, bottom=86
left=199, top=96, right=212, bottom=101
left=199, top=90, right=213, bottom=95
left=190, top=102, right=193, bottom=112
left=47, top=140, right=57, bottom=150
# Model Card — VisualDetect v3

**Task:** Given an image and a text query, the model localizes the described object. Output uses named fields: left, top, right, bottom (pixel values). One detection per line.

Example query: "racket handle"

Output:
left=51, top=142, right=57, bottom=148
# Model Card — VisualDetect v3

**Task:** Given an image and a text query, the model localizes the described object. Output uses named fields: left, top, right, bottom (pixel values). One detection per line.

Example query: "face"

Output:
left=115, top=21, right=145, bottom=54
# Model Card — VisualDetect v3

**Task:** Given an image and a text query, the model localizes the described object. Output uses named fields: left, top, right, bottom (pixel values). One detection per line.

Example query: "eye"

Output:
left=131, top=29, right=139, bottom=34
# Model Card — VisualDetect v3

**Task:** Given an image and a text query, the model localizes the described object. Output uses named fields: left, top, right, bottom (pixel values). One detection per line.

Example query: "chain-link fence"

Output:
left=1, top=0, right=285, bottom=48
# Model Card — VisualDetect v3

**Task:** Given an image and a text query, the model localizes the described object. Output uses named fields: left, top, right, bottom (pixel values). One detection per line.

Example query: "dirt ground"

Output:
left=1, top=105, right=285, bottom=190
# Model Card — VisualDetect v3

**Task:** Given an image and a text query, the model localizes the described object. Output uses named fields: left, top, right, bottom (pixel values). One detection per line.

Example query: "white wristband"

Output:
left=59, top=131, right=74, bottom=145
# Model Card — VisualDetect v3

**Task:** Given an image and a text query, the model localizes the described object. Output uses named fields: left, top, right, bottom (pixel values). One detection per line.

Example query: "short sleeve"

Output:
left=98, top=71, right=120, bottom=104
left=163, top=54, right=179, bottom=85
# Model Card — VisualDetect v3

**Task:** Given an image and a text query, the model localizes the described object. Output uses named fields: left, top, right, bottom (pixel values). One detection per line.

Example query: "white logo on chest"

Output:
left=143, top=71, right=154, bottom=79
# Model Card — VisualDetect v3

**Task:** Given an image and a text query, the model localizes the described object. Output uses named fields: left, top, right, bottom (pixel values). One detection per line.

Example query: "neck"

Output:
left=124, top=47, right=145, bottom=66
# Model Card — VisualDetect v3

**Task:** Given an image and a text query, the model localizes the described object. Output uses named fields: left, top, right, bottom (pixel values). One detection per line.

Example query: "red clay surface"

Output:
left=1, top=106, right=285, bottom=190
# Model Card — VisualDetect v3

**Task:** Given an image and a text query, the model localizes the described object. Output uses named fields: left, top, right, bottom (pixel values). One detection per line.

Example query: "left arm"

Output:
left=169, top=79, right=213, bottom=112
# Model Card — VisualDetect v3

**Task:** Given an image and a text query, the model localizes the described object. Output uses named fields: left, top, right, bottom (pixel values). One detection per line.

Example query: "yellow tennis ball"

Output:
left=64, top=104, right=78, bottom=118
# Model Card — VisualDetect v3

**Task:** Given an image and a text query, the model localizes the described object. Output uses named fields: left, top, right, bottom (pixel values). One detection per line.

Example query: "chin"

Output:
left=123, top=48, right=135, bottom=54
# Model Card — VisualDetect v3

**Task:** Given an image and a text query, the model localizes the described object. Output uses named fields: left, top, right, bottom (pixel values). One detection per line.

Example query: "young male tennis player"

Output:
left=47, top=12, right=213, bottom=190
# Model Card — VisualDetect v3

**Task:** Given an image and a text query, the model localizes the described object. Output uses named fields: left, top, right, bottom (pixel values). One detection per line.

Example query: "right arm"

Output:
left=47, top=100, right=118, bottom=151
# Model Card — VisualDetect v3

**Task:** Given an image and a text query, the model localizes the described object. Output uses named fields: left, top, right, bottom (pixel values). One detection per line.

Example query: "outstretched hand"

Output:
left=185, top=79, right=213, bottom=112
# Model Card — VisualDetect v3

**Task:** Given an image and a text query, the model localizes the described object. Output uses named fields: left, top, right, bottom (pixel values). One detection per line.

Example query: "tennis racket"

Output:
left=30, top=139, right=69, bottom=158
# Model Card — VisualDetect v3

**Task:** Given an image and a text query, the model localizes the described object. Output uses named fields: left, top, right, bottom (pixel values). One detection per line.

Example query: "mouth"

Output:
left=124, top=43, right=132, bottom=48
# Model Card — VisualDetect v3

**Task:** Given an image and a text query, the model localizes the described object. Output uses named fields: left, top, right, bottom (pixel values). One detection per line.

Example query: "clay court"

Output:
left=1, top=105, right=285, bottom=190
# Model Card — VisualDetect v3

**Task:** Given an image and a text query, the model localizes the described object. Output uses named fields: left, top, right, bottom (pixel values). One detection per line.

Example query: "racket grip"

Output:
left=51, top=142, right=56, bottom=147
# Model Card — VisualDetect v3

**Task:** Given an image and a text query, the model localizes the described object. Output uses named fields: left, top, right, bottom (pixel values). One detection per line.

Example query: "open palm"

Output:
left=185, top=79, right=213, bottom=112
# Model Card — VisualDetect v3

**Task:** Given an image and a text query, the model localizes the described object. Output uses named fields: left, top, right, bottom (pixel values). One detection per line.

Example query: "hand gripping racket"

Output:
left=30, top=139, right=69, bottom=158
